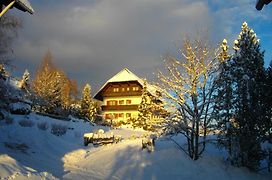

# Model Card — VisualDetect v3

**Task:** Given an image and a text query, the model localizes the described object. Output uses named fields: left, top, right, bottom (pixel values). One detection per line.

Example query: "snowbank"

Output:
left=0, top=113, right=271, bottom=179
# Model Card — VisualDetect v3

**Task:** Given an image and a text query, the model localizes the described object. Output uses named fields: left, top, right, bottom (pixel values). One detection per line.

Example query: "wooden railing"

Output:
left=103, top=91, right=141, bottom=97
left=101, top=105, right=138, bottom=111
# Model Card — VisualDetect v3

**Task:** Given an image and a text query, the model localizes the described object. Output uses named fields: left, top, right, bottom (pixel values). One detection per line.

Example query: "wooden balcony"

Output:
left=103, top=91, right=142, bottom=97
left=102, top=105, right=139, bottom=111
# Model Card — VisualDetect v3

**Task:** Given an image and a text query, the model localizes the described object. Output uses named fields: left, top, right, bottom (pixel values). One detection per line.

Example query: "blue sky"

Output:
left=8, top=0, right=272, bottom=92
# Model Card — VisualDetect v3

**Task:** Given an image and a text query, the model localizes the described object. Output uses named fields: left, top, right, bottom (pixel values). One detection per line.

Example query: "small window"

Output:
left=122, top=88, right=125, bottom=92
left=126, top=100, right=132, bottom=105
left=119, top=113, right=124, bottom=118
left=126, top=113, right=131, bottom=118
left=127, top=87, right=130, bottom=91
left=113, top=88, right=119, bottom=92
left=107, top=100, right=117, bottom=106
left=132, top=87, right=139, bottom=91
left=105, top=114, right=113, bottom=119
left=114, top=100, right=118, bottom=105
left=119, top=100, right=124, bottom=105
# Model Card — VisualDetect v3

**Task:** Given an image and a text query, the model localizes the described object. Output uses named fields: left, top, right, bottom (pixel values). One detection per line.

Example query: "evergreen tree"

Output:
left=214, top=39, right=234, bottom=158
left=80, top=83, right=96, bottom=122
left=216, top=22, right=266, bottom=171
left=135, top=80, right=152, bottom=129
left=264, top=61, right=272, bottom=142
left=0, top=64, right=9, bottom=107
left=19, top=69, right=30, bottom=90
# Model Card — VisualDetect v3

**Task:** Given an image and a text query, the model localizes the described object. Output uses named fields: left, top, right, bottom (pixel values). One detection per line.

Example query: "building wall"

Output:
left=102, top=110, right=139, bottom=122
left=102, top=96, right=141, bottom=122
left=102, top=96, right=141, bottom=106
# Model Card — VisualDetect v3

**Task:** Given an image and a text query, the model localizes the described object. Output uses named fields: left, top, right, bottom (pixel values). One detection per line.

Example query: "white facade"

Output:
left=102, top=96, right=141, bottom=122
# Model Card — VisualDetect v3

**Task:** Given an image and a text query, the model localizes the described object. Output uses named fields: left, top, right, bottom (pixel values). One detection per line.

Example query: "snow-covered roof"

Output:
left=107, top=68, right=141, bottom=83
left=15, top=0, right=34, bottom=14
left=94, top=68, right=160, bottom=100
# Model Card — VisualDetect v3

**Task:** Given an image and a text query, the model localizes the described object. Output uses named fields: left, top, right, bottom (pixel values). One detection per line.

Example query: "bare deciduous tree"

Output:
left=158, top=38, right=227, bottom=160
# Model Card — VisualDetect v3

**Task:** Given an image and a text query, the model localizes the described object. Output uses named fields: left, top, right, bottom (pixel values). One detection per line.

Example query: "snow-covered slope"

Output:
left=0, top=113, right=270, bottom=180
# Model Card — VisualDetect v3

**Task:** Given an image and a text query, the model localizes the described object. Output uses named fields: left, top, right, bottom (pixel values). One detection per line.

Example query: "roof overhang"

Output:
left=2, top=0, right=34, bottom=14
left=256, top=0, right=272, bottom=10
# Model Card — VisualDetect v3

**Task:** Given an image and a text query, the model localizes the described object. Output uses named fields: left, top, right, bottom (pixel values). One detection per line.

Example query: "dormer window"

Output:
left=113, top=88, right=119, bottom=92
left=132, top=87, right=139, bottom=91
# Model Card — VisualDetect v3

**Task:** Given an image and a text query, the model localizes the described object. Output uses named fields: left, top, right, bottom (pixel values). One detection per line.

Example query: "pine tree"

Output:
left=264, top=61, right=272, bottom=142
left=80, top=83, right=96, bottom=122
left=135, top=80, right=152, bottom=129
left=0, top=64, right=9, bottom=106
left=214, top=39, right=235, bottom=158
left=19, top=69, right=30, bottom=90
left=217, top=22, right=266, bottom=171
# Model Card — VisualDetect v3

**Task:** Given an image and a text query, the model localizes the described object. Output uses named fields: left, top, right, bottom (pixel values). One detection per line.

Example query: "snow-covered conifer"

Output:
left=215, top=22, right=266, bottom=171
left=135, top=80, right=152, bottom=130
left=19, top=69, right=30, bottom=90
left=80, top=83, right=96, bottom=122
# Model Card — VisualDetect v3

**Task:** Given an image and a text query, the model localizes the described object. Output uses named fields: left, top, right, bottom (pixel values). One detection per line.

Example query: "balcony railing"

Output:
left=102, top=105, right=139, bottom=111
left=103, top=91, right=142, bottom=97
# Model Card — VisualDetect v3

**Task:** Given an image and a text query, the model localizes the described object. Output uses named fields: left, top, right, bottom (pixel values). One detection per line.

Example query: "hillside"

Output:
left=0, top=113, right=270, bottom=179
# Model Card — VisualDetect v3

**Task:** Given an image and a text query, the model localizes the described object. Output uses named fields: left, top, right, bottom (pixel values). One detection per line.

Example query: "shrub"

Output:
left=37, top=122, right=49, bottom=131
left=9, top=102, right=31, bottom=115
left=19, top=119, right=34, bottom=127
left=51, top=124, right=67, bottom=136
left=94, top=115, right=103, bottom=124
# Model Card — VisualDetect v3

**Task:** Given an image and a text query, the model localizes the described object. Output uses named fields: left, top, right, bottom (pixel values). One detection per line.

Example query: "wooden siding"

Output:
left=98, top=81, right=142, bottom=100
left=103, top=91, right=142, bottom=97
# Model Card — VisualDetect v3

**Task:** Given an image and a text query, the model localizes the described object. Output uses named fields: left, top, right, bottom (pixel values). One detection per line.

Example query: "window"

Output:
left=122, top=88, right=125, bottom=92
left=107, top=100, right=117, bottom=106
left=126, top=100, right=132, bottom=105
left=127, top=87, right=130, bottom=91
left=105, top=114, right=113, bottom=119
left=126, top=113, right=131, bottom=118
left=119, top=113, right=124, bottom=118
left=113, top=88, right=119, bottom=92
left=114, top=113, right=118, bottom=119
left=132, top=86, right=139, bottom=91
left=119, top=100, right=124, bottom=105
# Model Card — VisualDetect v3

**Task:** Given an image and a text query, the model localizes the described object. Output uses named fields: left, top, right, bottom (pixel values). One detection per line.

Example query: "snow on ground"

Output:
left=0, top=113, right=271, bottom=180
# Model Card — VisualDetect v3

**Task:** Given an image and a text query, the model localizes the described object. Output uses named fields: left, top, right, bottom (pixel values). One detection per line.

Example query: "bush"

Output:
left=94, top=115, right=103, bottom=124
left=9, top=102, right=31, bottom=115
left=19, top=119, right=34, bottom=127
left=51, top=124, right=67, bottom=136
left=96, top=120, right=111, bottom=126
left=37, top=122, right=49, bottom=131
